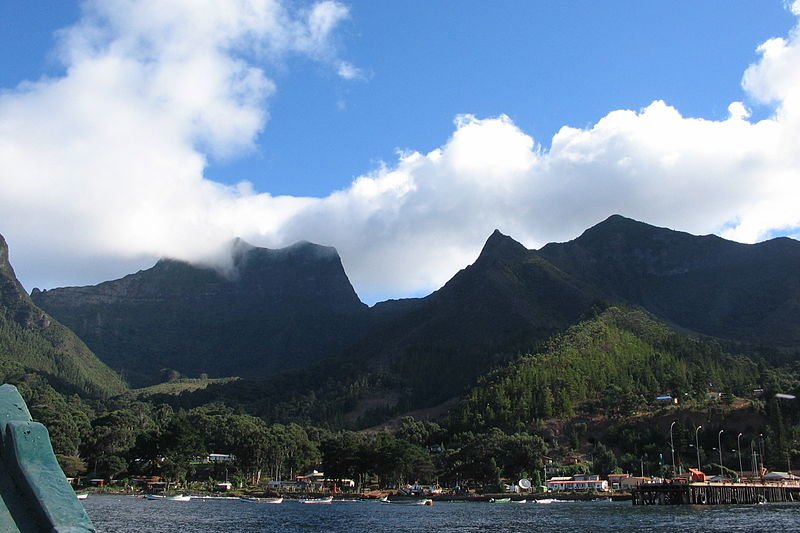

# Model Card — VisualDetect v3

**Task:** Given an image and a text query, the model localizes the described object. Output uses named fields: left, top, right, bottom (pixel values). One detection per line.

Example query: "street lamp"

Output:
left=670, top=421, right=676, bottom=476
left=737, top=433, right=743, bottom=481
left=695, top=425, right=703, bottom=471
left=718, top=430, right=725, bottom=478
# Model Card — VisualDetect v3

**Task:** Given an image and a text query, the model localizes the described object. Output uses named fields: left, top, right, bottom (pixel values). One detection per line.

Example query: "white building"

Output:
left=546, top=474, right=608, bottom=492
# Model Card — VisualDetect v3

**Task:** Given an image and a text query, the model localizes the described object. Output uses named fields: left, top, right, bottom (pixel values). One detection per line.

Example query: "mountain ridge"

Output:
left=538, top=214, right=800, bottom=346
left=29, top=216, right=800, bottom=400
left=32, top=238, right=371, bottom=386
left=0, top=233, right=126, bottom=397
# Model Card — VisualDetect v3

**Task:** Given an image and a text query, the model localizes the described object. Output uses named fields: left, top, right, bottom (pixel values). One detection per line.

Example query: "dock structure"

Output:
left=632, top=482, right=800, bottom=505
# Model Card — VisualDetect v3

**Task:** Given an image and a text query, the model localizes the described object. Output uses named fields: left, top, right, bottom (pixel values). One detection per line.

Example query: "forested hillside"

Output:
left=451, top=308, right=761, bottom=432
left=0, top=233, right=125, bottom=398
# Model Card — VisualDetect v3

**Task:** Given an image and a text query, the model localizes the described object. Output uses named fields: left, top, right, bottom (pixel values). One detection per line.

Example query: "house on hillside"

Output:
left=619, top=477, right=650, bottom=491
left=546, top=474, right=608, bottom=492
left=607, top=473, right=631, bottom=490
left=655, top=395, right=678, bottom=405
left=207, top=453, right=235, bottom=463
left=295, top=470, right=355, bottom=491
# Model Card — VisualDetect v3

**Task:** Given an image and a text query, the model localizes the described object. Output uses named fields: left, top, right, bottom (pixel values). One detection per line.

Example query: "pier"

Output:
left=632, top=481, right=800, bottom=505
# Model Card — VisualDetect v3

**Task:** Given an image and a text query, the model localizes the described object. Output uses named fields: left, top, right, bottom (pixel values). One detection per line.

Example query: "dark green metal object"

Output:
left=0, top=384, right=95, bottom=532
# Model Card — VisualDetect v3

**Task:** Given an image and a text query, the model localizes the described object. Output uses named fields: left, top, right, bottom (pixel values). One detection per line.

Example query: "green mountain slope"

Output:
left=176, top=220, right=798, bottom=429
left=0, top=234, right=125, bottom=397
left=450, top=307, right=759, bottom=432
left=24, top=215, right=800, bottom=422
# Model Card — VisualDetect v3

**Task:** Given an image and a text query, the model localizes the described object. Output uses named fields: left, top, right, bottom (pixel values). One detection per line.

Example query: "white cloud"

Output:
left=337, top=60, right=365, bottom=80
left=0, top=0, right=351, bottom=285
left=1, top=1, right=800, bottom=304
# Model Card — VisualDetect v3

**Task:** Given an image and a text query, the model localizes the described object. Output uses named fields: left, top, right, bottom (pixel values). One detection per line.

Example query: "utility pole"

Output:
left=737, top=433, right=743, bottom=481
left=695, top=425, right=703, bottom=471
left=670, top=421, right=676, bottom=477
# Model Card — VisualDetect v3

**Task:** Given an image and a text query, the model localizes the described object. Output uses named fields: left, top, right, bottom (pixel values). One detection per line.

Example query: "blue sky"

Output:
left=1, top=1, right=799, bottom=302
left=2, top=1, right=794, bottom=197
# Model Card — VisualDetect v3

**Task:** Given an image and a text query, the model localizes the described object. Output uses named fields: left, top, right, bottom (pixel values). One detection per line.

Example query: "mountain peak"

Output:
left=478, top=229, right=528, bottom=261
left=577, top=214, right=655, bottom=240
left=0, top=233, right=11, bottom=273
left=0, top=233, right=28, bottom=302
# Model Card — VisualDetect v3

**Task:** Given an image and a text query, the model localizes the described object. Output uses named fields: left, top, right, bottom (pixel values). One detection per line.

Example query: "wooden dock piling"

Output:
left=632, top=482, right=800, bottom=505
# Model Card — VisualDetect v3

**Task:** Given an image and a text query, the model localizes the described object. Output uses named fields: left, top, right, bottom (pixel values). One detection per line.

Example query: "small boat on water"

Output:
left=76, top=493, right=88, bottom=500
left=511, top=499, right=526, bottom=504
left=489, top=498, right=511, bottom=503
left=145, top=494, right=191, bottom=501
left=299, top=496, right=333, bottom=504
left=380, top=496, right=432, bottom=506
left=240, top=496, right=283, bottom=504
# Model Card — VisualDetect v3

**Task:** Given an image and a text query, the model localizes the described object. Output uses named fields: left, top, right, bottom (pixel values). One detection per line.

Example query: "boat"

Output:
left=380, top=496, right=432, bottom=505
left=145, top=494, right=165, bottom=500
left=299, top=496, right=333, bottom=504
left=75, top=493, right=88, bottom=500
left=535, top=498, right=555, bottom=504
left=167, top=494, right=191, bottom=502
left=240, top=496, right=283, bottom=504
left=489, top=497, right=511, bottom=503
left=511, top=499, right=526, bottom=504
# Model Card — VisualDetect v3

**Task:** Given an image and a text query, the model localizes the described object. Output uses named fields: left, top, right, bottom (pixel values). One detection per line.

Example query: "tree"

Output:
left=57, top=454, right=88, bottom=478
left=591, top=442, right=618, bottom=479
left=158, top=412, right=205, bottom=486
left=767, top=397, right=788, bottom=469
left=225, top=415, right=271, bottom=485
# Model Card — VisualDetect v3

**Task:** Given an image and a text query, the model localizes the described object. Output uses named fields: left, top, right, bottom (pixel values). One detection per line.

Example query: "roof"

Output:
left=547, top=480, right=606, bottom=485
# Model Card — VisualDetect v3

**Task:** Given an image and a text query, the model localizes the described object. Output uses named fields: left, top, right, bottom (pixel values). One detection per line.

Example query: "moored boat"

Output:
left=489, top=497, right=511, bottom=503
left=241, top=496, right=283, bottom=504
left=75, top=493, right=88, bottom=500
left=380, top=496, right=433, bottom=505
left=299, top=496, right=333, bottom=504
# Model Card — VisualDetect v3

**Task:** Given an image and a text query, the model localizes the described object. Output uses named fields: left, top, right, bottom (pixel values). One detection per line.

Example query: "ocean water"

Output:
left=83, top=495, right=800, bottom=533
